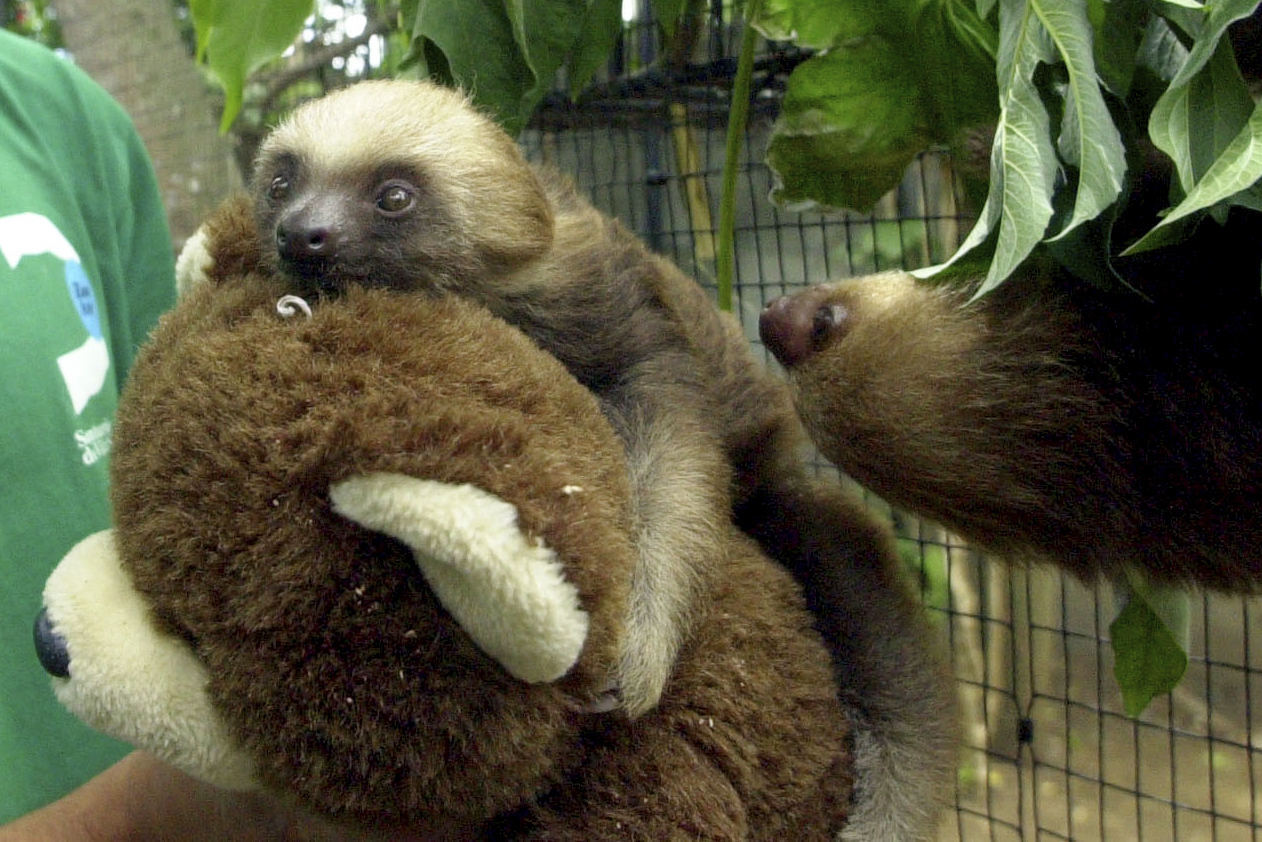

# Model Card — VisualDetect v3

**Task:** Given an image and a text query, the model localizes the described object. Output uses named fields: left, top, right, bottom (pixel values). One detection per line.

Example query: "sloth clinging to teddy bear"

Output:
left=33, top=79, right=959, bottom=841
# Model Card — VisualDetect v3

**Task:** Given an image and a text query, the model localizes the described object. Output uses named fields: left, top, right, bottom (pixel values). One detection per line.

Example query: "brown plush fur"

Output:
left=761, top=215, right=1262, bottom=591
left=245, top=80, right=959, bottom=839
left=109, top=250, right=854, bottom=835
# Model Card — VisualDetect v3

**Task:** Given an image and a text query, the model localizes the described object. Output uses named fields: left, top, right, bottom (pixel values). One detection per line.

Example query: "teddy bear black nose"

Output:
left=34, top=607, right=71, bottom=678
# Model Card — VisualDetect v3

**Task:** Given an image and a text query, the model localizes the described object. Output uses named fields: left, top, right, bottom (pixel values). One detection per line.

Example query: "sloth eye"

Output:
left=375, top=182, right=415, bottom=215
left=267, top=175, right=291, bottom=201
left=811, top=304, right=846, bottom=347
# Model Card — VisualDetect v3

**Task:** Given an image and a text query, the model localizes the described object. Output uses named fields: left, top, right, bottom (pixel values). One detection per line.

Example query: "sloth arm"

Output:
left=596, top=362, right=732, bottom=717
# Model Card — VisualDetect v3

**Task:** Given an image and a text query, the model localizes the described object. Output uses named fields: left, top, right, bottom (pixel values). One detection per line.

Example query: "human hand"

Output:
left=0, top=751, right=480, bottom=841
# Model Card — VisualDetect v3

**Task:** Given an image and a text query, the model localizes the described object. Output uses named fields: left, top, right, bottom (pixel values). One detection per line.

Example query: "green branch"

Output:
left=715, top=0, right=763, bottom=313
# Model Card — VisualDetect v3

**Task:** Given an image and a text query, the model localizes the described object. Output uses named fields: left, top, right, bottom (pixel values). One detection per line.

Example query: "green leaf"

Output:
left=1035, top=0, right=1126, bottom=240
left=923, top=0, right=1126, bottom=293
left=190, top=0, right=315, bottom=131
left=1223, top=180, right=1262, bottom=213
left=412, top=0, right=611, bottom=134
left=930, top=0, right=1060, bottom=296
left=1088, top=0, right=1145, bottom=96
left=410, top=0, right=531, bottom=130
left=1147, top=0, right=1258, bottom=192
left=1153, top=0, right=1210, bottom=38
left=512, top=0, right=594, bottom=109
left=753, top=0, right=878, bottom=48
left=188, top=0, right=215, bottom=62
left=942, top=0, right=1001, bottom=64
left=916, top=1, right=1002, bottom=134
left=565, top=0, right=624, bottom=96
left=1125, top=99, right=1262, bottom=253
left=763, top=1, right=997, bottom=213
left=766, top=45, right=933, bottom=212
left=1109, top=583, right=1189, bottom=717
left=1133, top=14, right=1188, bottom=93
left=754, top=1, right=997, bottom=129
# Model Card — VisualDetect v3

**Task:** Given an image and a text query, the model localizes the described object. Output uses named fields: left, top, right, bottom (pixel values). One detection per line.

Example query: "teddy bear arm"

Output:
left=328, top=471, right=590, bottom=684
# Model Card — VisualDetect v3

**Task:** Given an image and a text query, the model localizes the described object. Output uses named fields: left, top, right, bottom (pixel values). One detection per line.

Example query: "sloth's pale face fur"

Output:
left=253, top=80, right=554, bottom=301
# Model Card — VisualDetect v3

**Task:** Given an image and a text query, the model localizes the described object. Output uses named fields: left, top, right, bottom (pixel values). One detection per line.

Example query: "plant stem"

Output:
left=715, top=0, right=763, bottom=313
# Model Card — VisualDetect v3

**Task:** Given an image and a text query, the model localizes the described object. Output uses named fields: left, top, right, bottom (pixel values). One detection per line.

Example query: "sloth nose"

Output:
left=276, top=218, right=339, bottom=263
left=759, top=291, right=849, bottom=368
left=34, top=607, right=71, bottom=678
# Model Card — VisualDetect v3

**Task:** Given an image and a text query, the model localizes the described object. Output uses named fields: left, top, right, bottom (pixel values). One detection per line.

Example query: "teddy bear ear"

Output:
left=330, top=472, right=590, bottom=683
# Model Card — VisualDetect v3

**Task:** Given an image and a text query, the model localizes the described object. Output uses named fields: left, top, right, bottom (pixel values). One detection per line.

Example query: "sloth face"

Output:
left=251, top=79, right=554, bottom=301
left=255, top=150, right=450, bottom=298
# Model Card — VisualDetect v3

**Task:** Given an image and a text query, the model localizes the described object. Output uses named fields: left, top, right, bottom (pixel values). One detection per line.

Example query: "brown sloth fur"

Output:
left=761, top=205, right=1262, bottom=591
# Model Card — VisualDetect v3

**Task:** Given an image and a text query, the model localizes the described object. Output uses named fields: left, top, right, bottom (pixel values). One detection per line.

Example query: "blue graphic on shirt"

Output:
left=65, top=259, right=103, bottom=340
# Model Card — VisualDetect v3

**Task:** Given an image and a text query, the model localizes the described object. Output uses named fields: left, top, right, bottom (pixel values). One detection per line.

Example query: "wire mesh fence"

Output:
left=522, top=12, right=1262, bottom=840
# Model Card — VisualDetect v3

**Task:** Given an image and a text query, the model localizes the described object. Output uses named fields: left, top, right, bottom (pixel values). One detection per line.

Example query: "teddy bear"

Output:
left=34, top=202, right=859, bottom=838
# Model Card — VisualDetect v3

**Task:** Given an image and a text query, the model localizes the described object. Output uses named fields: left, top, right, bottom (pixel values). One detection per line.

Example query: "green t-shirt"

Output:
left=0, top=30, right=176, bottom=821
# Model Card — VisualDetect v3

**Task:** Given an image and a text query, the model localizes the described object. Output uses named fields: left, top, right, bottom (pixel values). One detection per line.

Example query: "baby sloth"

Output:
left=246, top=79, right=957, bottom=840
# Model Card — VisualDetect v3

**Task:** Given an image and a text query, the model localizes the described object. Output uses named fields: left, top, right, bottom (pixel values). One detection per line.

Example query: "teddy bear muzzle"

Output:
left=36, top=530, right=261, bottom=792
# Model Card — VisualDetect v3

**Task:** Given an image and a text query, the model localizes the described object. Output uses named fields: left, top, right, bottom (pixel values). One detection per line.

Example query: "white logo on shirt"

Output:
left=0, top=212, right=109, bottom=414
left=75, top=420, right=112, bottom=465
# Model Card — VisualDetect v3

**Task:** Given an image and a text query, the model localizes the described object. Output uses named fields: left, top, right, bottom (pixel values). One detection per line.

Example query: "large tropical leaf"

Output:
left=1037, top=0, right=1126, bottom=240
left=1127, top=99, right=1262, bottom=253
left=760, top=0, right=997, bottom=214
left=766, top=44, right=934, bottom=212
left=1110, top=580, right=1189, bottom=717
left=409, top=0, right=623, bottom=135
left=189, top=0, right=314, bottom=132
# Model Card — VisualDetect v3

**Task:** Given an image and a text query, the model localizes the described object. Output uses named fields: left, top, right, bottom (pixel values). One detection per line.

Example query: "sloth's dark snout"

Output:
left=274, top=203, right=349, bottom=299
left=276, top=215, right=340, bottom=265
